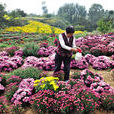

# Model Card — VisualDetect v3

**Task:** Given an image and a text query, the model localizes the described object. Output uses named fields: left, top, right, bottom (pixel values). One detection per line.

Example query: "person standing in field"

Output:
left=54, top=26, right=81, bottom=81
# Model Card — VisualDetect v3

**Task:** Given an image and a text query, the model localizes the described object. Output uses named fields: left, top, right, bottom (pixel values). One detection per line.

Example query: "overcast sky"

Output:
left=0, top=0, right=114, bottom=15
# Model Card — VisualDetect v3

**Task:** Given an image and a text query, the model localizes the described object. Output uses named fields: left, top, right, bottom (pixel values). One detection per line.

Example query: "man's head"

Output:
left=66, top=26, right=75, bottom=38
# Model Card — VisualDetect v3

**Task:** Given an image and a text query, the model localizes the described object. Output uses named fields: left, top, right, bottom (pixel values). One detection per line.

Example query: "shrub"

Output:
left=9, top=67, right=42, bottom=79
left=23, top=42, right=40, bottom=57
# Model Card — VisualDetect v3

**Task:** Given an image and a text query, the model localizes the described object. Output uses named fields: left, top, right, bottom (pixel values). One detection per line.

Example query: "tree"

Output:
left=57, top=3, right=87, bottom=24
left=88, top=4, right=104, bottom=25
left=42, top=1, right=48, bottom=15
left=9, top=9, right=27, bottom=17
left=0, top=3, right=7, bottom=28
left=97, top=10, right=114, bottom=33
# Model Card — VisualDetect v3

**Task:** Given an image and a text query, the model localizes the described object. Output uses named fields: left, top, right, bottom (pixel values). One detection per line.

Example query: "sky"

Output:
left=0, top=0, right=114, bottom=15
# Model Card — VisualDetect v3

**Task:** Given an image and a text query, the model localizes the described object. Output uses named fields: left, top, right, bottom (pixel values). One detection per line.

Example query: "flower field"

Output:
left=0, top=29, right=114, bottom=114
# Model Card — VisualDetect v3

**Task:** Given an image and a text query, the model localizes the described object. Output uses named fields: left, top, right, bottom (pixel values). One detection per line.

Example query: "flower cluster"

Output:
left=91, top=56, right=111, bottom=70
left=84, top=54, right=112, bottom=70
left=22, top=56, right=55, bottom=71
left=75, top=34, right=113, bottom=56
left=0, top=56, right=23, bottom=72
left=34, top=76, right=59, bottom=92
left=30, top=90, right=55, bottom=113
left=90, top=44, right=108, bottom=56
left=37, top=46, right=56, bottom=57
left=11, top=78, right=34, bottom=105
left=70, top=57, right=89, bottom=69
left=80, top=69, right=114, bottom=94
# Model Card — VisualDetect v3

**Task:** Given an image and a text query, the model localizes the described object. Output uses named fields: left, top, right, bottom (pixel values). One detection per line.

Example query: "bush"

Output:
left=9, top=67, right=42, bottom=79
left=97, top=18, right=113, bottom=33
left=23, top=42, right=40, bottom=57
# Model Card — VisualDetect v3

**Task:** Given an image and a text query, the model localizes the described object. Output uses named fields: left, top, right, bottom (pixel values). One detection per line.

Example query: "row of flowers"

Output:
left=22, top=54, right=114, bottom=71
left=4, top=20, right=84, bottom=34
left=0, top=52, right=113, bottom=72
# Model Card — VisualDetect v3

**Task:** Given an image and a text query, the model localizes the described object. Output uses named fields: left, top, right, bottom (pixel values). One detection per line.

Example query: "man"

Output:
left=54, top=26, right=80, bottom=81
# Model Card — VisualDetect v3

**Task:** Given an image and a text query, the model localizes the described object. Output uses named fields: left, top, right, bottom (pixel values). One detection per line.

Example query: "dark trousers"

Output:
left=54, top=53, right=71, bottom=81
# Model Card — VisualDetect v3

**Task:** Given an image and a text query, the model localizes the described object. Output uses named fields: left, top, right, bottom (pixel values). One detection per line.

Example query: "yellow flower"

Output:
left=40, top=84, right=46, bottom=89
left=34, top=80, right=40, bottom=83
left=34, top=83, right=38, bottom=87
left=4, top=14, right=10, bottom=20
left=53, top=84, right=59, bottom=91
left=50, top=81, right=55, bottom=85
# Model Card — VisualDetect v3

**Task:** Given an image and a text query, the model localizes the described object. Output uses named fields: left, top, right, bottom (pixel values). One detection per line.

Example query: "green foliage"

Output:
left=97, top=18, right=113, bottom=33
left=23, top=42, right=40, bottom=57
left=74, top=25, right=85, bottom=31
left=9, top=9, right=27, bottom=17
left=0, top=4, right=7, bottom=28
left=0, top=43, right=8, bottom=48
left=9, top=67, right=42, bottom=79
